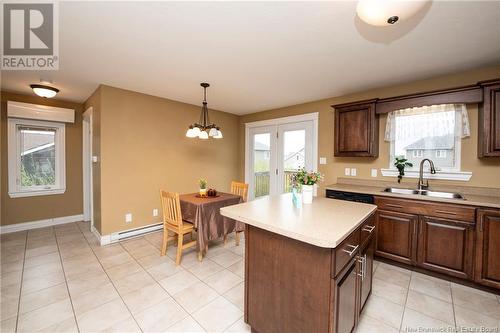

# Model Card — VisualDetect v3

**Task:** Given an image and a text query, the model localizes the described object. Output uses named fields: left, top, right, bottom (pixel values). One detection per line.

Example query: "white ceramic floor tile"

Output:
left=451, top=283, right=500, bottom=320
left=121, top=282, right=171, bottom=314
left=372, top=277, right=408, bottom=306
left=401, top=308, right=455, bottom=332
left=454, top=304, right=499, bottom=331
left=409, top=274, right=452, bottom=303
left=224, top=282, right=245, bottom=311
left=0, top=317, right=17, bottom=333
left=19, top=282, right=69, bottom=314
left=172, top=281, right=219, bottom=313
left=227, top=260, right=245, bottom=278
left=211, top=251, right=242, bottom=268
left=355, top=314, right=399, bottom=333
left=188, top=258, right=225, bottom=280
left=204, top=269, right=243, bottom=294
left=17, top=298, right=75, bottom=333
left=159, top=270, right=200, bottom=295
left=165, top=316, right=206, bottom=333
left=70, top=282, right=120, bottom=316
left=372, top=263, right=411, bottom=289
left=363, top=295, right=404, bottom=330
left=146, top=259, right=185, bottom=281
left=134, top=298, right=188, bottom=333
left=112, top=270, right=156, bottom=295
left=406, top=290, right=455, bottom=325
left=192, top=296, right=243, bottom=333
left=76, top=299, right=131, bottom=333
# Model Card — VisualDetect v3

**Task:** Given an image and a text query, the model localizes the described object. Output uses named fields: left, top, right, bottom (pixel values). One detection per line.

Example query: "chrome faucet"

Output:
left=417, top=159, right=436, bottom=191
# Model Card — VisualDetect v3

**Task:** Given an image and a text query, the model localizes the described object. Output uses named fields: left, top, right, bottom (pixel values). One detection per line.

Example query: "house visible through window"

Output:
left=385, top=104, right=470, bottom=172
left=8, top=118, right=66, bottom=197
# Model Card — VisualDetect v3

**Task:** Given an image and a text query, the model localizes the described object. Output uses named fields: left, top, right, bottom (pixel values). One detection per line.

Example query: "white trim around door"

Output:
left=82, top=107, right=93, bottom=225
left=245, top=112, right=319, bottom=200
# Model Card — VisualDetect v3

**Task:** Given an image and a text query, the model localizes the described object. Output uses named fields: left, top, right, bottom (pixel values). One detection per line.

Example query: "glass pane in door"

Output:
left=282, top=130, right=305, bottom=193
left=253, top=133, right=271, bottom=197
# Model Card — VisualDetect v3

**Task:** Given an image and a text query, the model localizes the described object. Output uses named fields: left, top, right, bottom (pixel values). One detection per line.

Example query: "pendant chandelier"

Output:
left=186, top=83, right=223, bottom=139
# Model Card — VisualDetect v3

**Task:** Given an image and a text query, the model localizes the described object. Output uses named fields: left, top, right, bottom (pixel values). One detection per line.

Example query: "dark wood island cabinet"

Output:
left=221, top=194, right=377, bottom=333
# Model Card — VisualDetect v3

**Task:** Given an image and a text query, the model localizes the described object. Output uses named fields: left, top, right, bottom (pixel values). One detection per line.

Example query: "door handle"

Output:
left=356, top=255, right=364, bottom=279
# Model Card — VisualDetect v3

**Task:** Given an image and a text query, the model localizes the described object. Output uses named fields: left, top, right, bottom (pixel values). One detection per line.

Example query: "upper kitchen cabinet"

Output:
left=478, top=79, right=500, bottom=157
left=332, top=99, right=378, bottom=157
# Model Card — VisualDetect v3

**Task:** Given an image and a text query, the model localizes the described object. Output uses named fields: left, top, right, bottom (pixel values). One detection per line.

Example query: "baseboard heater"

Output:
left=109, top=222, right=163, bottom=243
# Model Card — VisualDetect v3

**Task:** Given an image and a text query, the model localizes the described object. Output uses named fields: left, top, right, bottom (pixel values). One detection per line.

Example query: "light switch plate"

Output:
left=351, top=168, right=357, bottom=176
left=319, top=157, right=327, bottom=165
left=153, top=209, right=159, bottom=217
left=371, top=169, right=378, bottom=177
left=344, top=168, right=351, bottom=176
left=125, top=213, right=132, bottom=223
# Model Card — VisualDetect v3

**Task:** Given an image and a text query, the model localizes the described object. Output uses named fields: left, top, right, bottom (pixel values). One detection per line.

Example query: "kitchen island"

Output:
left=220, top=194, right=377, bottom=333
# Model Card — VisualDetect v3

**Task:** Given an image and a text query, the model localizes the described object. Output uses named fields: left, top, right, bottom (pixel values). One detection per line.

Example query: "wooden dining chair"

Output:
left=159, top=190, right=198, bottom=265
left=225, top=181, right=249, bottom=246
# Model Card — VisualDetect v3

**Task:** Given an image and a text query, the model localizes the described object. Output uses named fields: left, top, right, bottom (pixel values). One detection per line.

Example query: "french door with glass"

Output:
left=247, top=120, right=315, bottom=200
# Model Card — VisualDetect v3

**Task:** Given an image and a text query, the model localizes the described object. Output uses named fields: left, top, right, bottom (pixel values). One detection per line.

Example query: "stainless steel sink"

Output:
left=383, top=188, right=420, bottom=195
left=383, top=187, right=465, bottom=200
left=420, top=190, right=464, bottom=200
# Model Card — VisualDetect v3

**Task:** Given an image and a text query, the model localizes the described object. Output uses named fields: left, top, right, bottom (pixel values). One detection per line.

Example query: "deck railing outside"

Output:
left=254, top=170, right=297, bottom=197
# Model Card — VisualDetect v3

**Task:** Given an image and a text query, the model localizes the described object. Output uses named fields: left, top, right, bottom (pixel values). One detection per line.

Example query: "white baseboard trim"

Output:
left=93, top=222, right=163, bottom=246
left=0, top=214, right=84, bottom=234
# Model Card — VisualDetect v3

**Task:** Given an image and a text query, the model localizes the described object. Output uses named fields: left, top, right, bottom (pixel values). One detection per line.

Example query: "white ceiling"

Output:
left=2, top=1, right=500, bottom=115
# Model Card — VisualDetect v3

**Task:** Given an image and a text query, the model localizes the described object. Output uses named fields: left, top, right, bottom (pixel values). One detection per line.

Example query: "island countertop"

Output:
left=220, top=193, right=377, bottom=248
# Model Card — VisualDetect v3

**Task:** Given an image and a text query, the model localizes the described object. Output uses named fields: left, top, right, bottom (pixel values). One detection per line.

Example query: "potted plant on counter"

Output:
left=293, top=168, right=323, bottom=204
left=394, top=156, right=413, bottom=183
left=199, top=178, right=208, bottom=197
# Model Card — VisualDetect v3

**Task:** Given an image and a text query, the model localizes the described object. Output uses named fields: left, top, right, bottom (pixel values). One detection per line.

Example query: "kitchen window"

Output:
left=8, top=118, right=66, bottom=198
left=382, top=104, right=472, bottom=181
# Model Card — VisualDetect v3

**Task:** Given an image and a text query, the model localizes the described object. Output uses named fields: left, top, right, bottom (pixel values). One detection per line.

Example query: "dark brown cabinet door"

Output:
left=333, top=259, right=358, bottom=333
left=417, top=216, right=474, bottom=280
left=375, top=210, right=418, bottom=265
left=478, top=80, right=500, bottom=157
left=333, top=100, right=378, bottom=157
left=359, top=236, right=374, bottom=313
left=475, top=209, right=500, bottom=289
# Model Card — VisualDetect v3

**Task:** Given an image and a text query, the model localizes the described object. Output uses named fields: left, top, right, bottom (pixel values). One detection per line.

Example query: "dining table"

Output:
left=179, top=192, right=244, bottom=257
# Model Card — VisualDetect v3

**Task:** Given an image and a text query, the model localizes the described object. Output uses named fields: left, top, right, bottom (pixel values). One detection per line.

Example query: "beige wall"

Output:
left=238, top=65, right=500, bottom=192
left=1, top=91, right=84, bottom=225
left=95, top=85, right=240, bottom=235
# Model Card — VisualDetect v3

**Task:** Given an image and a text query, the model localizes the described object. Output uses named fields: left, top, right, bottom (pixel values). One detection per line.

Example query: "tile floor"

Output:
left=1, top=221, right=499, bottom=333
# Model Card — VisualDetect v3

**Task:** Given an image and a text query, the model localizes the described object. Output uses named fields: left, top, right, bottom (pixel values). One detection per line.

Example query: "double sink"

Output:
left=383, top=187, right=465, bottom=200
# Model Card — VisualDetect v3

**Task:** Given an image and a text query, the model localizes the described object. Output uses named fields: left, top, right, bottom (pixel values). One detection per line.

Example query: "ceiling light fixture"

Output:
left=30, top=84, right=59, bottom=98
left=186, top=83, right=223, bottom=139
left=356, top=0, right=428, bottom=26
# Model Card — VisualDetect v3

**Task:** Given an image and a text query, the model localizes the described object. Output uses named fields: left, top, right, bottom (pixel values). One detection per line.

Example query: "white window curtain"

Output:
left=384, top=104, right=470, bottom=142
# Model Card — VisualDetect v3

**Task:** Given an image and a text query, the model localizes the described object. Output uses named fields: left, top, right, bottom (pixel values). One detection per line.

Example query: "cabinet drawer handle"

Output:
left=385, top=204, right=403, bottom=209
left=342, top=244, right=359, bottom=257
left=362, top=225, right=375, bottom=233
left=435, top=210, right=457, bottom=215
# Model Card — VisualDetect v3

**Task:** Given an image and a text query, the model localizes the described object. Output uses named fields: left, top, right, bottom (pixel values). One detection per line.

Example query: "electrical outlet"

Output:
left=351, top=168, right=357, bottom=176
left=319, top=157, right=327, bottom=165
left=125, top=213, right=132, bottom=223
left=153, top=209, right=159, bottom=217
left=371, top=169, right=378, bottom=177
left=344, top=168, right=351, bottom=176
left=92, top=156, right=98, bottom=163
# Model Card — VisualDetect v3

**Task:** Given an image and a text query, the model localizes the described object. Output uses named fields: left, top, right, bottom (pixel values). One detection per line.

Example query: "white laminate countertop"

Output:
left=220, top=193, right=377, bottom=249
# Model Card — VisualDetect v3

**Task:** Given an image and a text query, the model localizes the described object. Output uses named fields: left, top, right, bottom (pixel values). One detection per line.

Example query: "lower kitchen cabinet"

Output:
left=333, top=259, right=358, bottom=333
left=375, top=210, right=418, bottom=265
left=475, top=209, right=500, bottom=289
left=358, top=235, right=374, bottom=312
left=417, top=216, right=474, bottom=280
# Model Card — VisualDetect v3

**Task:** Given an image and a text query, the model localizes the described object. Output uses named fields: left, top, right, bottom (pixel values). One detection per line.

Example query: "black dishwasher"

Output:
left=326, top=189, right=374, bottom=204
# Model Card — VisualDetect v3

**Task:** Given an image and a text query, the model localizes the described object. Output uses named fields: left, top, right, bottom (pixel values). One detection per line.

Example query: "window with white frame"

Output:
left=8, top=118, right=66, bottom=197
left=412, top=150, right=423, bottom=158
left=436, top=150, right=447, bottom=158
left=385, top=104, right=470, bottom=173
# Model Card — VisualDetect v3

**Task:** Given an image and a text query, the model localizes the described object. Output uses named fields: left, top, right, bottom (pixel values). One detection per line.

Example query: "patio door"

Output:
left=247, top=116, right=316, bottom=200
